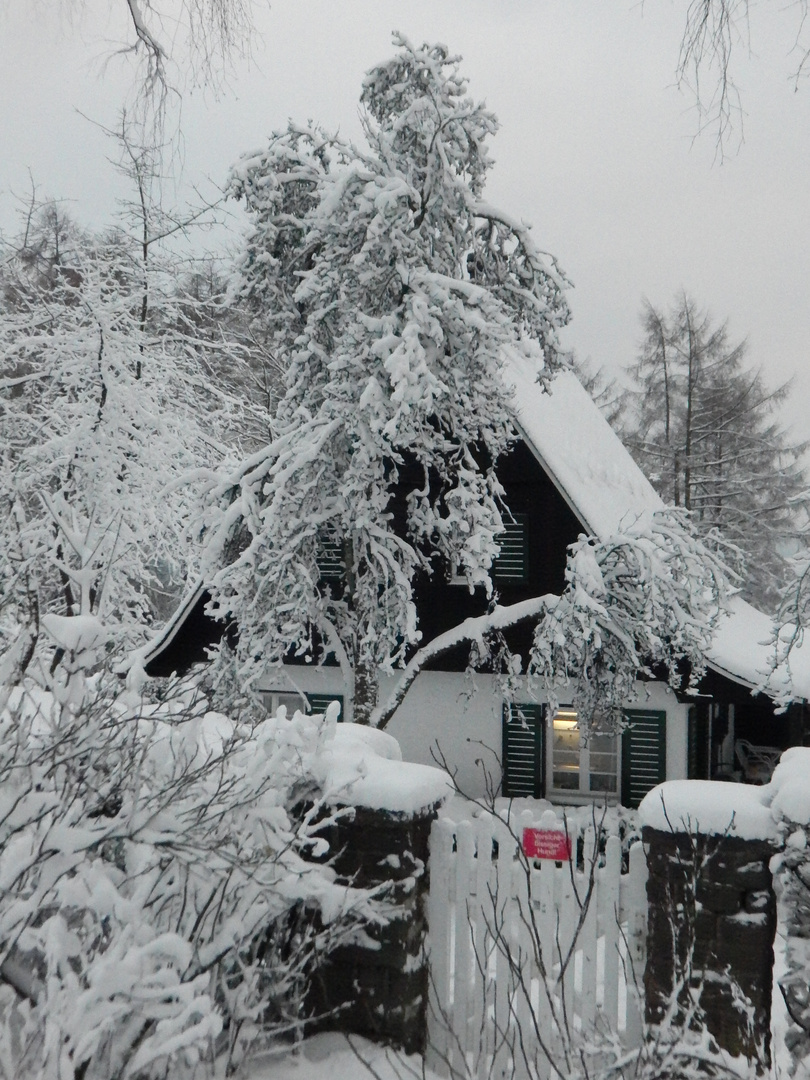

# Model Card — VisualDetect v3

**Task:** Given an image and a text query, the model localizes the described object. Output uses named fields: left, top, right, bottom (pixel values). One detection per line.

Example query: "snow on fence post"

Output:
left=305, top=722, right=453, bottom=1055
left=639, top=780, right=782, bottom=1071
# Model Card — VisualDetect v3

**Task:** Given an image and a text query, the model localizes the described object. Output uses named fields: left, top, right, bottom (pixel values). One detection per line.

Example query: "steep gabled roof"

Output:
left=708, top=594, right=810, bottom=701
left=138, top=579, right=211, bottom=676
left=505, top=358, right=663, bottom=536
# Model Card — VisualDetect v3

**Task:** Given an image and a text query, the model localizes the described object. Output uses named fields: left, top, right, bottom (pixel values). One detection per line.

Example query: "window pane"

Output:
left=588, top=731, right=618, bottom=793
left=553, top=768, right=580, bottom=790
left=551, top=710, right=619, bottom=795
left=589, top=752, right=617, bottom=772
left=552, top=709, right=581, bottom=791
left=260, top=692, right=307, bottom=715
left=589, top=771, right=618, bottom=793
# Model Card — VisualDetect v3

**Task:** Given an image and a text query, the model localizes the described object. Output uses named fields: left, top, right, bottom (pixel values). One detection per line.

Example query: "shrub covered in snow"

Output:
left=0, top=676, right=384, bottom=1079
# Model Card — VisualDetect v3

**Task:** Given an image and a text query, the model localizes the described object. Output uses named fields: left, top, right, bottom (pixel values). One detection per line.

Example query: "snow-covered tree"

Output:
left=205, top=35, right=569, bottom=722
left=619, top=294, right=809, bottom=612
left=191, top=37, right=732, bottom=733
left=0, top=197, right=249, bottom=686
left=0, top=167, right=391, bottom=1078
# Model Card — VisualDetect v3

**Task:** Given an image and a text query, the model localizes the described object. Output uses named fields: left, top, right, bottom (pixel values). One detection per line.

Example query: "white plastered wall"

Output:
left=259, top=666, right=691, bottom=800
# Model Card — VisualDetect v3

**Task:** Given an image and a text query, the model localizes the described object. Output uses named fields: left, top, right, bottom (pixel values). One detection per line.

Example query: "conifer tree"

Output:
left=621, top=293, right=808, bottom=611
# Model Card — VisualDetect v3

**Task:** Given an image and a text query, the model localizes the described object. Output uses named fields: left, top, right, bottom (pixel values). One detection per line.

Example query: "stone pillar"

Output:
left=307, top=802, right=439, bottom=1054
left=643, top=825, right=779, bottom=1067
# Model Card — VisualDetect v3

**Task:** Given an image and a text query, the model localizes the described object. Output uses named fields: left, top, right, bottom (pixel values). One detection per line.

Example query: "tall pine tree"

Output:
left=621, top=293, right=808, bottom=611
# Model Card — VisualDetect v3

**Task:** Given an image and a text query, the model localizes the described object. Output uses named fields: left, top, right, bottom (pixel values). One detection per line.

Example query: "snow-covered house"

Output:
left=143, top=361, right=810, bottom=808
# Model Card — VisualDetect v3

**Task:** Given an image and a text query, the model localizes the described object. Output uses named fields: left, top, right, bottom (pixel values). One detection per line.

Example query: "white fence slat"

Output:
left=473, top=814, right=497, bottom=1079
left=600, top=834, right=622, bottom=1031
left=511, top=861, right=533, bottom=1080
left=512, top=811, right=536, bottom=1080
left=451, top=821, right=476, bottom=1078
left=556, top=835, right=578, bottom=1040
left=623, top=840, right=648, bottom=1046
left=426, top=818, right=455, bottom=1076
left=533, top=855, right=555, bottom=1080
left=579, top=826, right=599, bottom=1033
left=492, top=818, right=516, bottom=1080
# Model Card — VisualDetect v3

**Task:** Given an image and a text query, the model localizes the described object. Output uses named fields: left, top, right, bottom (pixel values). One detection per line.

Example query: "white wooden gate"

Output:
left=426, top=808, right=648, bottom=1080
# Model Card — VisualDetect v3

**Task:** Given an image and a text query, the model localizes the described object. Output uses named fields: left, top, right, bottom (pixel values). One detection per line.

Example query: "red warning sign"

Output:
left=522, top=827, right=572, bottom=861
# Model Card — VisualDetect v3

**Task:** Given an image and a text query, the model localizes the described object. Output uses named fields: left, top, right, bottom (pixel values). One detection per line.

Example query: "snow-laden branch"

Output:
left=0, top=675, right=384, bottom=1077
left=371, top=595, right=556, bottom=729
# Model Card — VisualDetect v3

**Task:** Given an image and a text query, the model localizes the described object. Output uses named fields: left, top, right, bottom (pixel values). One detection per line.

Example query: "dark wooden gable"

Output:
left=411, top=440, right=583, bottom=669
left=143, top=587, right=228, bottom=677
left=144, top=439, right=585, bottom=678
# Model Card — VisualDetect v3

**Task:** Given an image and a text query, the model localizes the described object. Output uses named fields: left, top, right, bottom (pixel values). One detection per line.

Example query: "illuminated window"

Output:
left=550, top=708, right=618, bottom=796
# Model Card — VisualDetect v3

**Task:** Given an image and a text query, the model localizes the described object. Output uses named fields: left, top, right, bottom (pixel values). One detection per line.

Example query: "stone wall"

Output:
left=643, top=825, right=779, bottom=1068
left=307, top=802, right=438, bottom=1054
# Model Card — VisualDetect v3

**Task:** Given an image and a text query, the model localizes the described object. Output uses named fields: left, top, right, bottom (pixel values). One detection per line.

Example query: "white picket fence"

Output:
left=426, top=808, right=648, bottom=1080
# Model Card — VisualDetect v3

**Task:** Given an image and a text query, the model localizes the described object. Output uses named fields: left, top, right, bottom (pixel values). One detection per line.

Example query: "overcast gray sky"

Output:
left=2, top=1, right=809, bottom=439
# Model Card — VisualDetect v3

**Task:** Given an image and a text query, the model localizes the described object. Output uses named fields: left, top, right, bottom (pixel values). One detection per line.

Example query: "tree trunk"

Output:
left=684, top=300, right=696, bottom=512
left=343, top=534, right=379, bottom=725
left=353, top=655, right=378, bottom=725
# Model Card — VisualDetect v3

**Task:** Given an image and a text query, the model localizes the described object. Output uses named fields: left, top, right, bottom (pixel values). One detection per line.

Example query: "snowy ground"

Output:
left=246, top=1033, right=440, bottom=1080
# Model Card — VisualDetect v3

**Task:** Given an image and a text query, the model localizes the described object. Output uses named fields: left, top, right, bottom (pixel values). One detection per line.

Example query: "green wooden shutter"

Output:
left=494, top=516, right=528, bottom=582
left=502, top=703, right=544, bottom=798
left=305, top=693, right=344, bottom=720
left=316, top=535, right=343, bottom=582
left=621, top=709, right=666, bottom=809
left=687, top=704, right=710, bottom=780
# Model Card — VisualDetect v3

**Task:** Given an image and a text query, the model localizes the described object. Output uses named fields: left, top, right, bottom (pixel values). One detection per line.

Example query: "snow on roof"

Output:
left=503, top=359, right=810, bottom=703
left=504, top=356, right=664, bottom=537
left=706, top=593, right=810, bottom=701
left=136, top=579, right=208, bottom=675
left=705, top=594, right=784, bottom=693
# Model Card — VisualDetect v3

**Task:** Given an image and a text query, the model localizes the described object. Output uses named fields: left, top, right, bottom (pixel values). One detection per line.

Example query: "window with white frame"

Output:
left=258, top=691, right=344, bottom=719
left=259, top=690, right=309, bottom=716
left=549, top=708, right=618, bottom=796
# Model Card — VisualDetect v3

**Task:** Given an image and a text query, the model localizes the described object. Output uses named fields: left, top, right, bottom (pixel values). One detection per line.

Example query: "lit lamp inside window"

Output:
left=552, top=708, right=580, bottom=790
left=551, top=707, right=619, bottom=795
